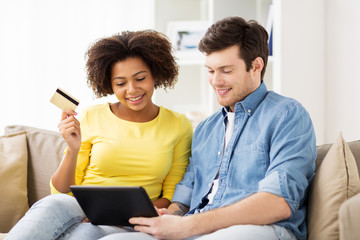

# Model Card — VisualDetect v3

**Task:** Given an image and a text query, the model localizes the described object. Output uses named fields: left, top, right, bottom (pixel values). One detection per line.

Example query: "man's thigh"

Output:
left=99, top=232, right=157, bottom=240
left=195, top=224, right=296, bottom=240
left=98, top=225, right=296, bottom=240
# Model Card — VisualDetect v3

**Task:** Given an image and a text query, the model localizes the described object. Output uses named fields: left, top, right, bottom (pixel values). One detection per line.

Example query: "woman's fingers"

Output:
left=58, top=110, right=81, bottom=150
left=60, top=109, right=78, bottom=121
left=58, top=115, right=80, bottom=136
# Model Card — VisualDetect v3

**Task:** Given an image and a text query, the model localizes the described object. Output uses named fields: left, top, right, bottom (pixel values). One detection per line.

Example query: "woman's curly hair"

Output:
left=85, top=30, right=179, bottom=98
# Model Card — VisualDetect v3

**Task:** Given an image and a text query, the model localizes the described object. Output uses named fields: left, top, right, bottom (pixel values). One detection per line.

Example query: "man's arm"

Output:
left=130, top=191, right=291, bottom=240
left=185, top=192, right=291, bottom=236
left=167, top=202, right=190, bottom=216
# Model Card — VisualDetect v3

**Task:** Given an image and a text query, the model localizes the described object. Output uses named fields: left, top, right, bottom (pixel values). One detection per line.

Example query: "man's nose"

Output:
left=211, top=72, right=223, bottom=86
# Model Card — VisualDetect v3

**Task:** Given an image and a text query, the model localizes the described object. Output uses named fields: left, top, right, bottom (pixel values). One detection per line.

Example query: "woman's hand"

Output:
left=153, top=198, right=171, bottom=209
left=58, top=109, right=81, bottom=151
left=52, top=109, right=81, bottom=193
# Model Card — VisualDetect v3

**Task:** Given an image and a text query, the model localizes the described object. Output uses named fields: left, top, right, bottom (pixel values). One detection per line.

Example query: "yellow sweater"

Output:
left=51, top=103, right=193, bottom=201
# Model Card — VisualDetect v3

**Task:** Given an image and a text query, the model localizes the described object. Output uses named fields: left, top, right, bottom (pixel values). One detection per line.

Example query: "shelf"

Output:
left=154, top=0, right=277, bottom=122
left=176, top=56, right=205, bottom=66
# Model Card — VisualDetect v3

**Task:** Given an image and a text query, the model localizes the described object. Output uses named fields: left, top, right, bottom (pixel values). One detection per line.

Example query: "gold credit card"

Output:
left=50, top=88, right=79, bottom=110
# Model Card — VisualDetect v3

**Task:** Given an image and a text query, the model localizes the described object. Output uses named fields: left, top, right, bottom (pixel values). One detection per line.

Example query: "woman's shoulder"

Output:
left=78, top=103, right=110, bottom=120
left=81, top=103, right=109, bottom=113
left=160, top=107, right=188, bottom=121
left=159, top=107, right=192, bottom=128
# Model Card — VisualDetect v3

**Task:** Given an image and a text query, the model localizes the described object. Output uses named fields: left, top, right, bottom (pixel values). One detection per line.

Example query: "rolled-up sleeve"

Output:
left=258, top=103, right=316, bottom=215
left=172, top=184, right=193, bottom=207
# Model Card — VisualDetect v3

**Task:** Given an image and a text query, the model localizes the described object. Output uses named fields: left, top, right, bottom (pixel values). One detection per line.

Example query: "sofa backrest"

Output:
left=5, top=125, right=66, bottom=206
left=316, top=140, right=360, bottom=174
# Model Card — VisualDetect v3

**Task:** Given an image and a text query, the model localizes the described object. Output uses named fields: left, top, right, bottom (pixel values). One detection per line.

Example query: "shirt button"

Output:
left=208, top=183, right=212, bottom=187
left=248, top=109, right=251, bottom=113
left=218, top=151, right=221, bottom=156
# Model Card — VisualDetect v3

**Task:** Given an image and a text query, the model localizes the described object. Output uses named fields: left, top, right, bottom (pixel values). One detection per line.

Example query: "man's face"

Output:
left=205, top=45, right=261, bottom=112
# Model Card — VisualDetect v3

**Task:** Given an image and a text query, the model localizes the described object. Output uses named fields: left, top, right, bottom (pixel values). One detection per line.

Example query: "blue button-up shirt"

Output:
left=172, top=82, right=316, bottom=240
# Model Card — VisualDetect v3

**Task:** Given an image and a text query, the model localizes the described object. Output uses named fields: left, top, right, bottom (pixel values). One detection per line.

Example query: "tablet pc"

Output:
left=70, top=185, right=158, bottom=226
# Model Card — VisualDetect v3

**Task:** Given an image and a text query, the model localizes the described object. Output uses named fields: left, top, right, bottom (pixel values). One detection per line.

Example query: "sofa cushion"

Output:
left=0, top=132, right=29, bottom=233
left=316, top=140, right=360, bottom=177
left=338, top=193, right=360, bottom=240
left=308, top=133, right=360, bottom=240
left=5, top=125, right=66, bottom=206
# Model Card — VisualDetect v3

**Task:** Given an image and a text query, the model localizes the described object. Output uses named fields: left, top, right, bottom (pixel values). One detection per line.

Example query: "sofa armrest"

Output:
left=339, top=193, right=360, bottom=240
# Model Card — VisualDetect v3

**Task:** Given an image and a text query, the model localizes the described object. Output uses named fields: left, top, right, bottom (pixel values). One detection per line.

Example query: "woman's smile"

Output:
left=126, top=94, right=145, bottom=104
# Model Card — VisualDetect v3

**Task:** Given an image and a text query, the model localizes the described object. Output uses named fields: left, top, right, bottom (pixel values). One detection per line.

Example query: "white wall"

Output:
left=0, top=0, right=154, bottom=134
left=276, top=0, right=360, bottom=145
left=277, top=0, right=326, bottom=144
left=1, top=0, right=359, bottom=145
left=325, top=0, right=360, bottom=143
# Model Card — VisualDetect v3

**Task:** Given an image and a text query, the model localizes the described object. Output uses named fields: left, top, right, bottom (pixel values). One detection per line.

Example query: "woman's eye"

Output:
left=136, top=77, right=145, bottom=81
left=116, top=82, right=125, bottom=86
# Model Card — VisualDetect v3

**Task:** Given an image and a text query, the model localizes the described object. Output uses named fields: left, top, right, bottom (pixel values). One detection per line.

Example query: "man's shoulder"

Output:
left=263, top=91, right=306, bottom=113
left=261, top=91, right=313, bottom=128
left=266, top=91, right=300, bottom=105
left=194, top=110, right=223, bottom=135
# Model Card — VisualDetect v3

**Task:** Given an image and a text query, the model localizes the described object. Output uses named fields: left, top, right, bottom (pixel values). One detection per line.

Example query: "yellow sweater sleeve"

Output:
left=161, top=114, right=193, bottom=201
left=50, top=110, right=91, bottom=195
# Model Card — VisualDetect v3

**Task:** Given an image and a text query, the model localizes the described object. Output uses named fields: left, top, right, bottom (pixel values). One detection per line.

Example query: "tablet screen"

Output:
left=70, top=185, right=158, bottom=226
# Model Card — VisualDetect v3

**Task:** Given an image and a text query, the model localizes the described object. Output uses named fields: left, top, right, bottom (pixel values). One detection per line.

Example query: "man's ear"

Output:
left=251, top=57, right=264, bottom=75
left=250, top=57, right=264, bottom=80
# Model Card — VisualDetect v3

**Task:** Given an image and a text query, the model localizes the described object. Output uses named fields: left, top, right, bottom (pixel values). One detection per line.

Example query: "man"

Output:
left=107, top=16, right=316, bottom=240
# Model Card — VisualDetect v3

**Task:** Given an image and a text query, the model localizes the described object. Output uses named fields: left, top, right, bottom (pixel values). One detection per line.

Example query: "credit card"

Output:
left=50, top=88, right=79, bottom=110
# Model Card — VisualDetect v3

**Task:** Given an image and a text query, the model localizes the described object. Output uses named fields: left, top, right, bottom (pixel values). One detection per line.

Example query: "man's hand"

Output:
left=129, top=215, right=192, bottom=240
left=155, top=207, right=171, bottom=216
left=130, top=192, right=290, bottom=240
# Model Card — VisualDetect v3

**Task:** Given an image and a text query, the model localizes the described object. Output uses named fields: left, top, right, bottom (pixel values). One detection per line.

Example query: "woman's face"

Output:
left=111, top=57, right=155, bottom=112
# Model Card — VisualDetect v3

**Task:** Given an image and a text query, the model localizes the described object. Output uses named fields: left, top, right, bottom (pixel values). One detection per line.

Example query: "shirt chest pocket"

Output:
left=227, top=142, right=268, bottom=190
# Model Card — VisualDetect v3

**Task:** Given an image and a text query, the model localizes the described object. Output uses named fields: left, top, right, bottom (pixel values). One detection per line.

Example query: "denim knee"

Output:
left=31, top=194, right=83, bottom=216
left=6, top=194, right=85, bottom=240
left=35, top=194, right=84, bottom=218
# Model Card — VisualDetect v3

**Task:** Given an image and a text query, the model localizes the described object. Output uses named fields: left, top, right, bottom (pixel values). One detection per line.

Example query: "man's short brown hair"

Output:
left=198, top=16, right=269, bottom=80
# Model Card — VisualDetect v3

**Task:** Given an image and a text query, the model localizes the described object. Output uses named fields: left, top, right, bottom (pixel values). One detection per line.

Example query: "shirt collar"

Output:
left=221, top=82, right=268, bottom=117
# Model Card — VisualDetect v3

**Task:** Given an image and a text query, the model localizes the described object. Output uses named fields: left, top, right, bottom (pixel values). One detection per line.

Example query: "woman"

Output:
left=6, top=30, right=193, bottom=240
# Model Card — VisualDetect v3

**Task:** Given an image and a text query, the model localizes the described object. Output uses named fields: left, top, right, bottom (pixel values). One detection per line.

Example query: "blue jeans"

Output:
left=5, top=194, right=297, bottom=240
left=5, top=194, right=132, bottom=240
left=99, top=224, right=296, bottom=240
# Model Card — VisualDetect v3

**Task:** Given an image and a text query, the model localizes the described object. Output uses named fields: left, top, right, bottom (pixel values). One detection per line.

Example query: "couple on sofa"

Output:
left=5, top=16, right=316, bottom=240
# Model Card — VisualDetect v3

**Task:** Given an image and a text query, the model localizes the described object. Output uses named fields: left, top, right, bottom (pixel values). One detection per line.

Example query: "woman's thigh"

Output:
left=60, top=224, right=133, bottom=240
left=6, top=194, right=86, bottom=240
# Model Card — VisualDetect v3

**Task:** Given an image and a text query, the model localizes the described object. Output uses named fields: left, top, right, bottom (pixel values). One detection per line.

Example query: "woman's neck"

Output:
left=110, top=102, right=159, bottom=123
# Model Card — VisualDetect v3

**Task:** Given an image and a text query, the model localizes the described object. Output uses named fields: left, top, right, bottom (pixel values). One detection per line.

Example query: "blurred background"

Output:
left=0, top=0, right=359, bottom=145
